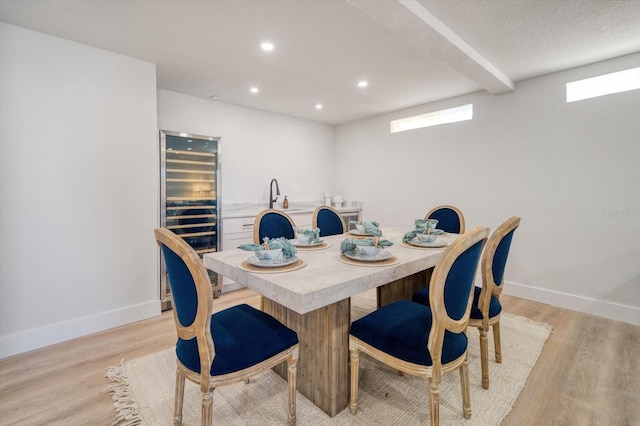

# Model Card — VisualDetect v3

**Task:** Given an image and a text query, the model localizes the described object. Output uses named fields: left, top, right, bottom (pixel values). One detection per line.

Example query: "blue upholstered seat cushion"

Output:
left=176, top=304, right=299, bottom=376
left=349, top=300, right=468, bottom=365
left=413, top=286, right=502, bottom=320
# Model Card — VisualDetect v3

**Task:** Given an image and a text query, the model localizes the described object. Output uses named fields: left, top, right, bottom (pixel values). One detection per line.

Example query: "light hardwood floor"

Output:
left=0, top=289, right=638, bottom=425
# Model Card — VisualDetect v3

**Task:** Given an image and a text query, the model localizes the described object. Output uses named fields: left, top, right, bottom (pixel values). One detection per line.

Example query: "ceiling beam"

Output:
left=349, top=0, right=515, bottom=94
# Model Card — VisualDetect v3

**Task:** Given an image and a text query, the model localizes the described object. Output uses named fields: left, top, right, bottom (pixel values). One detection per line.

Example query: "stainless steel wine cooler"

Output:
left=160, top=130, right=221, bottom=310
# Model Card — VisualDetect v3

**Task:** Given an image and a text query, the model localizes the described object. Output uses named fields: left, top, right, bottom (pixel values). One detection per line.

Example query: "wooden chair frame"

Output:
left=312, top=205, right=347, bottom=235
left=425, top=204, right=466, bottom=234
left=253, top=209, right=296, bottom=244
left=468, top=216, right=521, bottom=389
left=154, top=228, right=300, bottom=426
left=349, top=226, right=489, bottom=426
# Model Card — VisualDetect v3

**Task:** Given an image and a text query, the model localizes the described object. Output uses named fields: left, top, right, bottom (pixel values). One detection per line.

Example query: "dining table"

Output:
left=203, top=227, right=459, bottom=417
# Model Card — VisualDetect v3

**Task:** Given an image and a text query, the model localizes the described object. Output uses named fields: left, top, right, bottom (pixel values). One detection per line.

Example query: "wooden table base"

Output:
left=377, top=269, right=432, bottom=307
left=263, top=297, right=350, bottom=417
left=262, top=267, right=433, bottom=417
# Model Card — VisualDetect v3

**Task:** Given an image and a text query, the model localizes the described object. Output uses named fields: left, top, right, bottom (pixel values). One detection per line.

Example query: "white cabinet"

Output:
left=221, top=216, right=255, bottom=293
left=289, top=212, right=313, bottom=228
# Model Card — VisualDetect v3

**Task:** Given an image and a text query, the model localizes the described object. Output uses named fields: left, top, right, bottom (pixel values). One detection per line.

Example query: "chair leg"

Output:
left=428, top=377, right=440, bottom=426
left=174, top=368, right=185, bottom=425
left=493, top=321, right=502, bottom=363
left=460, top=356, right=471, bottom=419
left=349, top=348, right=360, bottom=414
left=287, top=353, right=298, bottom=426
left=479, top=328, right=490, bottom=389
left=201, top=390, right=214, bottom=426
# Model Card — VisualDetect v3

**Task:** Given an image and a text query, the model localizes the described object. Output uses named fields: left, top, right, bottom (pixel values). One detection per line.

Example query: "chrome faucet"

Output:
left=269, top=178, right=280, bottom=209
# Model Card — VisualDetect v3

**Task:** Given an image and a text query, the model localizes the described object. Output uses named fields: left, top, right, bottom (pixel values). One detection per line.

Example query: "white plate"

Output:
left=292, top=239, right=324, bottom=247
left=248, top=255, right=298, bottom=268
left=349, top=230, right=372, bottom=236
left=343, top=249, right=393, bottom=262
left=408, top=238, right=447, bottom=248
left=413, top=229, right=444, bottom=236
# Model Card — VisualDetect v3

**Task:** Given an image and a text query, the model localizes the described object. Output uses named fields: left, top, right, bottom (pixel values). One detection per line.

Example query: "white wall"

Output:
left=335, top=53, right=640, bottom=325
left=157, top=90, right=335, bottom=208
left=0, top=23, right=159, bottom=358
left=0, top=25, right=335, bottom=358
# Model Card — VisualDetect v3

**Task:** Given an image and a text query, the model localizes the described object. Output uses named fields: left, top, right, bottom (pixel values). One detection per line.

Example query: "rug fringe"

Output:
left=106, top=359, right=145, bottom=426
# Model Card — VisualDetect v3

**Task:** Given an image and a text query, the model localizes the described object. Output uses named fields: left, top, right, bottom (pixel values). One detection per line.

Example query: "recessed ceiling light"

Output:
left=250, top=87, right=259, bottom=94
left=358, top=80, right=369, bottom=88
left=261, top=42, right=274, bottom=52
left=315, top=104, right=323, bottom=110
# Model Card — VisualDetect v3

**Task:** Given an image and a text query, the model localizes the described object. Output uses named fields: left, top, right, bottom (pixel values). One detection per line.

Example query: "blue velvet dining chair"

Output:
left=348, top=226, right=489, bottom=426
left=468, top=216, right=520, bottom=389
left=312, top=206, right=346, bottom=236
left=426, top=205, right=466, bottom=234
left=154, top=228, right=300, bottom=426
left=414, top=217, right=520, bottom=390
left=253, top=209, right=296, bottom=244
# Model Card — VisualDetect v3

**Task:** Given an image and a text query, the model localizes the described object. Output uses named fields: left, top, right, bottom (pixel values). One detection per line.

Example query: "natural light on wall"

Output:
left=390, top=104, right=473, bottom=133
left=566, top=67, right=640, bottom=102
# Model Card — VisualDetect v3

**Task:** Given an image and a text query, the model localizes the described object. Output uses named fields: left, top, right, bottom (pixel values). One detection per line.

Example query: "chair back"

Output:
left=427, top=226, right=489, bottom=368
left=426, top=205, right=465, bottom=234
left=253, top=209, right=296, bottom=244
left=477, top=216, right=521, bottom=312
left=154, top=228, right=214, bottom=390
left=313, top=206, right=347, bottom=236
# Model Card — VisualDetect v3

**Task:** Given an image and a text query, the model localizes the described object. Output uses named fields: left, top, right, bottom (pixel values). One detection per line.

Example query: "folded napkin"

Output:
left=293, top=226, right=321, bottom=243
left=238, top=237, right=297, bottom=259
left=402, top=219, right=443, bottom=242
left=362, top=221, right=382, bottom=237
left=340, top=237, right=393, bottom=254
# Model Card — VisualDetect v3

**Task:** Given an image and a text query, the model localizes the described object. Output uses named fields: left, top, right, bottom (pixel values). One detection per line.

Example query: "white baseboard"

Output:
left=504, top=280, right=640, bottom=326
left=0, top=300, right=161, bottom=359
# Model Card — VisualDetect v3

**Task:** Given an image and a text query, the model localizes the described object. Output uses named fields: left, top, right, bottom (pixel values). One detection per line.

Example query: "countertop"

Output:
left=221, top=202, right=362, bottom=219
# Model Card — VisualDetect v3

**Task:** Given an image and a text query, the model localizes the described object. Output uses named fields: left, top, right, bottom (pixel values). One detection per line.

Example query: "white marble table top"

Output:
left=203, top=228, right=458, bottom=314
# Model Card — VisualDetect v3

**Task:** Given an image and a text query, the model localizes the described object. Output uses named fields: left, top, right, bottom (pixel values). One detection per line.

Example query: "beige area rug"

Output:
left=107, top=291, right=551, bottom=425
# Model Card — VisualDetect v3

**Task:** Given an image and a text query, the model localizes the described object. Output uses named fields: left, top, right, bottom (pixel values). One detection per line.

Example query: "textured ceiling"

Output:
left=1, top=0, right=639, bottom=125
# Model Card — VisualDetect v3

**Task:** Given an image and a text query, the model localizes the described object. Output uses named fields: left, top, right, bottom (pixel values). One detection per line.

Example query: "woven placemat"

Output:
left=338, top=254, right=399, bottom=267
left=238, top=258, right=306, bottom=273
left=347, top=232, right=377, bottom=239
left=401, top=241, right=448, bottom=250
left=294, top=241, right=331, bottom=251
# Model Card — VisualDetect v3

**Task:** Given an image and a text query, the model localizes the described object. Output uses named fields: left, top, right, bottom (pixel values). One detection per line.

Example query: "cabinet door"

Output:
left=220, top=217, right=255, bottom=292
left=221, top=216, right=255, bottom=249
